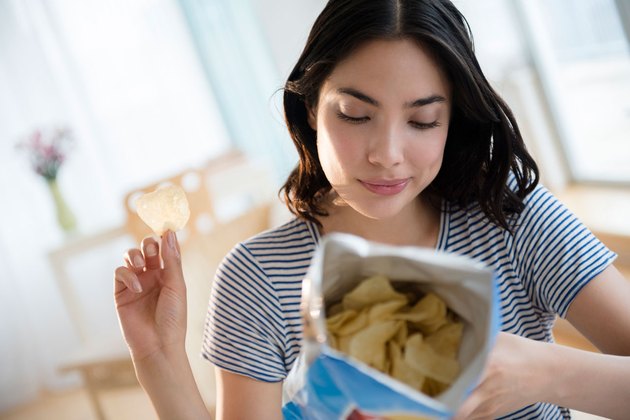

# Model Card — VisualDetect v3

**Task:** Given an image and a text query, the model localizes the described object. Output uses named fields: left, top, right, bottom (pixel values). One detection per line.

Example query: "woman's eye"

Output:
left=409, top=120, right=440, bottom=130
left=336, top=110, right=369, bottom=124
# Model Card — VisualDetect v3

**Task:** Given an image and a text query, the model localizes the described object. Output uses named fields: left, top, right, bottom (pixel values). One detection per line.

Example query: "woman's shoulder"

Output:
left=220, top=216, right=320, bottom=269
left=241, top=216, right=319, bottom=251
left=212, top=216, right=317, bottom=321
left=441, top=180, right=561, bottom=234
left=516, top=182, right=568, bottom=225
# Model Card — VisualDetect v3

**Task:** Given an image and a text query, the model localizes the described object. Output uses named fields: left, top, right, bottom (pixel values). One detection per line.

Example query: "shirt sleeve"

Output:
left=202, top=242, right=288, bottom=382
left=515, top=184, right=617, bottom=318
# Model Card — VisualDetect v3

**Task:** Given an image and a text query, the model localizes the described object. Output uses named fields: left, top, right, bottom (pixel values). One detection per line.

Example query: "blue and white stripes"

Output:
left=203, top=218, right=320, bottom=382
left=437, top=184, right=615, bottom=419
left=203, top=184, right=615, bottom=419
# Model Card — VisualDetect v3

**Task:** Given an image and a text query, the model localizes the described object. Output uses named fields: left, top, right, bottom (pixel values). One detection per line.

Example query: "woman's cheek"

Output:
left=320, top=121, right=363, bottom=156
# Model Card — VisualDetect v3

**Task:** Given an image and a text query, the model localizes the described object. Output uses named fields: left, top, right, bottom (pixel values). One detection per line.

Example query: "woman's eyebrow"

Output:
left=405, top=95, right=446, bottom=108
left=336, top=87, right=446, bottom=108
left=337, top=87, right=378, bottom=105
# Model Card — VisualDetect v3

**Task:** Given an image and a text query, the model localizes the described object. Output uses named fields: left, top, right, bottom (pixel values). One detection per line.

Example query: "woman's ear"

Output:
left=306, top=105, right=317, bottom=131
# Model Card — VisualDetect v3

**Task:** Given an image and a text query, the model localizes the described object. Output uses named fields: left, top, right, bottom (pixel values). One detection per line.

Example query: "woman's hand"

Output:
left=114, top=230, right=187, bottom=362
left=453, top=332, right=549, bottom=419
left=114, top=231, right=212, bottom=419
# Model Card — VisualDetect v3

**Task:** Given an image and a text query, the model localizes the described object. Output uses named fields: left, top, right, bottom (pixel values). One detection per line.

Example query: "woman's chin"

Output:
left=351, top=203, right=410, bottom=222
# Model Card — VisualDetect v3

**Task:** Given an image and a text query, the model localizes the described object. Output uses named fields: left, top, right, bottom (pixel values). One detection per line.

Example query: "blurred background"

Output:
left=0, top=0, right=628, bottom=419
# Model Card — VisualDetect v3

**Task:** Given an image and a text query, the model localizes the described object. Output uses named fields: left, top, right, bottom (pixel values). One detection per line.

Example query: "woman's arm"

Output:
left=549, top=264, right=630, bottom=417
left=215, top=368, right=283, bottom=420
left=134, top=345, right=211, bottom=420
left=114, top=232, right=211, bottom=419
left=455, top=264, right=630, bottom=419
left=565, top=264, right=630, bottom=355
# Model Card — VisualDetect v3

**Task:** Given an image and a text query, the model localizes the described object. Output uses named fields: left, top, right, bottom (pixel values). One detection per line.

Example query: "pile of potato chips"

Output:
left=326, top=275, right=463, bottom=397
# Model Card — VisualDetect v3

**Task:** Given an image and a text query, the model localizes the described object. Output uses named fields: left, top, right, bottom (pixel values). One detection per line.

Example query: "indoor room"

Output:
left=1, top=0, right=628, bottom=419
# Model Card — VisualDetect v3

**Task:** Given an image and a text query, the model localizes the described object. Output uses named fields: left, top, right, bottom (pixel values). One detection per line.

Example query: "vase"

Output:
left=46, top=178, right=77, bottom=232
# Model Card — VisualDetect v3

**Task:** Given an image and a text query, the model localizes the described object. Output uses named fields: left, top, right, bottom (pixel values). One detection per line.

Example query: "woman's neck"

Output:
left=317, top=195, right=441, bottom=248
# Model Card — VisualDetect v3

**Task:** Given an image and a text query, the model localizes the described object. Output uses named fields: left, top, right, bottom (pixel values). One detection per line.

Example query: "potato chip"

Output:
left=404, top=334, right=460, bottom=385
left=337, top=334, right=353, bottom=354
left=425, top=322, right=463, bottom=359
left=327, top=302, right=345, bottom=317
left=326, top=309, right=359, bottom=332
left=388, top=341, right=425, bottom=390
left=342, top=275, right=407, bottom=311
left=421, top=377, right=449, bottom=397
left=393, top=321, right=408, bottom=347
left=328, top=309, right=369, bottom=336
left=328, top=333, right=339, bottom=350
left=368, top=299, right=408, bottom=323
left=348, top=320, right=403, bottom=371
left=135, top=184, right=190, bottom=236
left=393, top=292, right=447, bottom=334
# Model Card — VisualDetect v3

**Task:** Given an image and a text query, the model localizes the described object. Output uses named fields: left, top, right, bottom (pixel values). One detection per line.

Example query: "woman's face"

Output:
left=310, top=38, right=452, bottom=220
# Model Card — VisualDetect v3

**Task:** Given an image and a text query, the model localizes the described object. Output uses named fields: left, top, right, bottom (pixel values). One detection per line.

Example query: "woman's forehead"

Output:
left=322, top=38, right=451, bottom=102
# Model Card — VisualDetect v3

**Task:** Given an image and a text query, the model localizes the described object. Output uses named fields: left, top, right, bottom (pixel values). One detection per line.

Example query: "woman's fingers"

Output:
left=114, top=266, right=143, bottom=294
left=124, top=248, right=145, bottom=274
left=161, top=230, right=184, bottom=285
left=116, top=234, right=177, bottom=295
left=141, top=236, right=161, bottom=270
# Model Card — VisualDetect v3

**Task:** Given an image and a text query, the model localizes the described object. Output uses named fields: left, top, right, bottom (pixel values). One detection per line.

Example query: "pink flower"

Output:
left=16, top=125, right=74, bottom=181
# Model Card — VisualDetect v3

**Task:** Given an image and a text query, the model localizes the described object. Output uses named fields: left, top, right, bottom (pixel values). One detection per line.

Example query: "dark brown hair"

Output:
left=281, top=0, right=539, bottom=232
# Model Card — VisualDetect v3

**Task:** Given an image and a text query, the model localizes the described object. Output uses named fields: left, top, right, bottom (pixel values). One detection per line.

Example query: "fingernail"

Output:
left=146, top=243, right=157, bottom=257
left=167, top=231, right=179, bottom=257
left=167, top=231, right=174, bottom=248
left=132, top=280, right=143, bottom=293
left=133, top=255, right=144, bottom=268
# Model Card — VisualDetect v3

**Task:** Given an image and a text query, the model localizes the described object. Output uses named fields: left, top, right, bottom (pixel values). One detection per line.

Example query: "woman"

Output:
left=114, top=0, right=630, bottom=418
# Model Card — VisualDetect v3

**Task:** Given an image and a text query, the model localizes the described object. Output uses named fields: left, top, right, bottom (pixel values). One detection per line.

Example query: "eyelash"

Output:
left=336, top=111, right=439, bottom=130
left=336, top=111, right=369, bottom=124
left=410, top=120, right=440, bottom=130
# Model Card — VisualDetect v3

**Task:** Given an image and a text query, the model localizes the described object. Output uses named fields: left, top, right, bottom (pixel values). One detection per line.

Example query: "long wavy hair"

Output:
left=281, top=0, right=539, bottom=232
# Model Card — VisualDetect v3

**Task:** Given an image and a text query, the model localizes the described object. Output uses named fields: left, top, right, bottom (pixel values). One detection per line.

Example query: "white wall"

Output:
left=454, top=0, right=529, bottom=81
left=250, top=0, right=325, bottom=82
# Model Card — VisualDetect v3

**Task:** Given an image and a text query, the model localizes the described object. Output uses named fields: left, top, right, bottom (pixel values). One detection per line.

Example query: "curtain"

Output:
left=177, top=0, right=297, bottom=181
left=614, top=0, right=630, bottom=45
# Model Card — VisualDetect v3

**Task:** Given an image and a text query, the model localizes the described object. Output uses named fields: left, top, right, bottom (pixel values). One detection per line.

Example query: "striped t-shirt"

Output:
left=202, top=184, right=616, bottom=419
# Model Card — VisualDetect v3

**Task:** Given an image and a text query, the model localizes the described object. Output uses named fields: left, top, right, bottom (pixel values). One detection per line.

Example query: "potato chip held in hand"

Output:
left=135, top=184, right=190, bottom=236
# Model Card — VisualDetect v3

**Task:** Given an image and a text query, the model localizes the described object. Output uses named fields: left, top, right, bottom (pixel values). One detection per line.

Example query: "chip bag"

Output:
left=282, top=233, right=500, bottom=420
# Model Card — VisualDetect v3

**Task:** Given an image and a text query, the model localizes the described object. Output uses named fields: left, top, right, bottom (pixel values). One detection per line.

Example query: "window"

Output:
left=49, top=0, right=232, bottom=188
left=516, top=0, right=630, bottom=184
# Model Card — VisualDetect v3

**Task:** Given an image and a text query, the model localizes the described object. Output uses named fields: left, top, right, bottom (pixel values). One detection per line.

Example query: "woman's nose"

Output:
left=367, top=124, right=404, bottom=168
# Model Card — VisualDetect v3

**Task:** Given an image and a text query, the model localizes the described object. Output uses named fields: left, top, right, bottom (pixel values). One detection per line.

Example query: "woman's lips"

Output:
left=359, top=178, right=410, bottom=195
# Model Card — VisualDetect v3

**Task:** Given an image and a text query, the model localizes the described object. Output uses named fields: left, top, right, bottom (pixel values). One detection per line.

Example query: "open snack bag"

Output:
left=282, top=233, right=500, bottom=420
